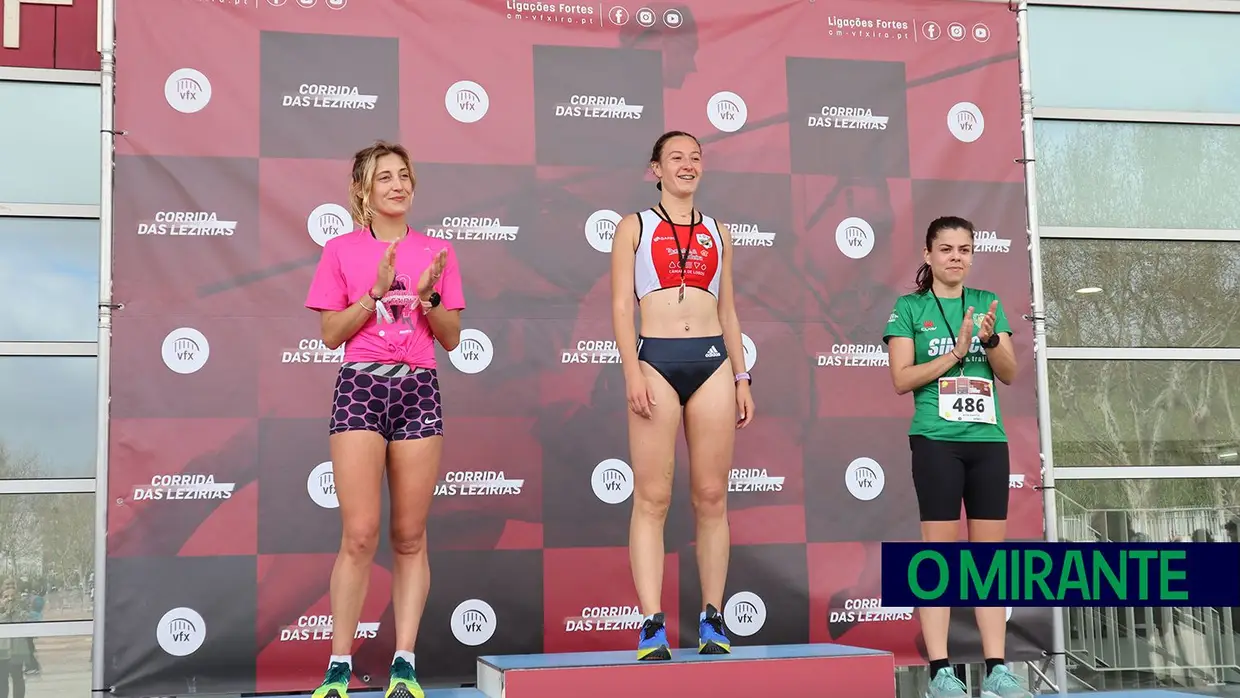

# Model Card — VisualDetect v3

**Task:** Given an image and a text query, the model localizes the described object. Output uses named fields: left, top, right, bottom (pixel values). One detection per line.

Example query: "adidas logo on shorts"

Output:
left=705, top=346, right=721, bottom=358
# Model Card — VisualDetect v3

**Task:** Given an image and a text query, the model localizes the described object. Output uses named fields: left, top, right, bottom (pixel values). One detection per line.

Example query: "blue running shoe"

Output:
left=698, top=604, right=731, bottom=655
left=636, top=612, right=671, bottom=661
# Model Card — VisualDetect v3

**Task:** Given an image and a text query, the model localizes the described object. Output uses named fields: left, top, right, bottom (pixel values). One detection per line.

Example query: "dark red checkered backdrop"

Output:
left=102, top=0, right=1052, bottom=695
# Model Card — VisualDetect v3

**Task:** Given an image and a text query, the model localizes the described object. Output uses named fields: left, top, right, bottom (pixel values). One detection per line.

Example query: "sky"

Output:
left=0, top=218, right=100, bottom=479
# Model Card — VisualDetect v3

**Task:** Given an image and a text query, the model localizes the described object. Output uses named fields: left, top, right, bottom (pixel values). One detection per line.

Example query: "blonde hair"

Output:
left=348, top=140, right=415, bottom=228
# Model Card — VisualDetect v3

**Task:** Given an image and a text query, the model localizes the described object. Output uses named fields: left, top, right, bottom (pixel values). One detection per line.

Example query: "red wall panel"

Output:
left=0, top=0, right=99, bottom=70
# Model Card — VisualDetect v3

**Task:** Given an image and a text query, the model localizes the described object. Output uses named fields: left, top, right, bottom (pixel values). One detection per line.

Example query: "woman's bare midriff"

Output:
left=638, top=287, right=723, bottom=338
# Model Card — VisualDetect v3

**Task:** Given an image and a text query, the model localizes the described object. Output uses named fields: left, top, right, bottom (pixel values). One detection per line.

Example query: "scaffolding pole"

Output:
left=1014, top=1, right=1068, bottom=693
left=91, top=0, right=116, bottom=690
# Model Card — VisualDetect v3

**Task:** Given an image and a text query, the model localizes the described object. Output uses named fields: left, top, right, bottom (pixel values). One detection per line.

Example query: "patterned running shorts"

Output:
left=328, top=362, right=443, bottom=441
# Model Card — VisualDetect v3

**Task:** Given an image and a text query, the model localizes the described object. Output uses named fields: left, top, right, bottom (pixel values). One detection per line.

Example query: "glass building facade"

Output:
left=0, top=66, right=101, bottom=697
left=1027, top=0, right=1240, bottom=692
left=0, top=0, right=1236, bottom=695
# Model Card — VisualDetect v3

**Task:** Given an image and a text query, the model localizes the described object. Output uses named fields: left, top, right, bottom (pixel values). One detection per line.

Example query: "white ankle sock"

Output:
left=394, top=650, right=415, bottom=668
left=329, top=654, right=351, bottom=670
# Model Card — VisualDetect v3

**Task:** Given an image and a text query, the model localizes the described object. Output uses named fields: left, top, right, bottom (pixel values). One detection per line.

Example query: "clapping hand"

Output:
left=952, top=306, right=974, bottom=360
left=977, top=300, right=998, bottom=342
left=417, top=249, right=448, bottom=297
left=371, top=241, right=397, bottom=298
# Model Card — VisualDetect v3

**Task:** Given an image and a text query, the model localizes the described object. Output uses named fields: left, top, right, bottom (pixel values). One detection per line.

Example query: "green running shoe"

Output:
left=981, top=663, right=1034, bottom=698
left=311, top=660, right=351, bottom=698
left=925, top=666, right=967, bottom=698
left=385, top=657, right=424, bottom=698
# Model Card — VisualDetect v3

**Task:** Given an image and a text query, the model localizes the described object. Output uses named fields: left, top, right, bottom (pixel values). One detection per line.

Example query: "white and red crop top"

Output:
left=633, top=207, right=724, bottom=301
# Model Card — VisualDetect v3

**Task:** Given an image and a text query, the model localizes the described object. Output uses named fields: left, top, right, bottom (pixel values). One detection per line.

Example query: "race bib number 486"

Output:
left=938, top=376, right=996, bottom=424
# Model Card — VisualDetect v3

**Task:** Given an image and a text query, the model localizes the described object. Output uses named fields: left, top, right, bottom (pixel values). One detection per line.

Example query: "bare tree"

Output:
left=0, top=443, right=94, bottom=589
left=0, top=444, right=40, bottom=576
left=36, top=493, right=95, bottom=590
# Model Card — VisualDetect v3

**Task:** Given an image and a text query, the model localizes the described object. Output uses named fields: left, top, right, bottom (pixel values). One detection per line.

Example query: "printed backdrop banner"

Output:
left=104, top=0, right=1052, bottom=695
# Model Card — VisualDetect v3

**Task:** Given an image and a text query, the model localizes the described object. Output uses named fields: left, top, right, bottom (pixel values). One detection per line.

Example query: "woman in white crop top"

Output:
left=609, top=130, right=756, bottom=662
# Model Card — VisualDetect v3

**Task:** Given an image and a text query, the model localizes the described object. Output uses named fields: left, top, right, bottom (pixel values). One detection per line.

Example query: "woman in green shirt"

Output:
left=882, top=216, right=1029, bottom=698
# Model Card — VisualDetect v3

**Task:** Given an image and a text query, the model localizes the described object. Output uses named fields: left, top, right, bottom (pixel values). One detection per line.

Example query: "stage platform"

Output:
left=256, top=655, right=1218, bottom=698
left=474, top=642, right=895, bottom=698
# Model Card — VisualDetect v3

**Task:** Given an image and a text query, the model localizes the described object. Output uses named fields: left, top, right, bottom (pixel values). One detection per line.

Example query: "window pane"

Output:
left=0, top=218, right=100, bottom=342
left=0, top=493, right=95, bottom=623
left=1056, top=479, right=1239, bottom=689
left=0, top=635, right=92, bottom=697
left=1035, top=120, right=1240, bottom=229
left=1028, top=6, right=1240, bottom=114
left=0, top=81, right=101, bottom=206
left=1043, top=239, right=1240, bottom=348
left=0, top=358, right=97, bottom=480
left=1050, top=360, right=1240, bottom=467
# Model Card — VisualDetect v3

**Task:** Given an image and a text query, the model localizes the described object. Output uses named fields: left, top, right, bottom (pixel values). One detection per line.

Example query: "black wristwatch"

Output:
left=425, top=291, right=442, bottom=309
left=981, top=333, right=1000, bottom=349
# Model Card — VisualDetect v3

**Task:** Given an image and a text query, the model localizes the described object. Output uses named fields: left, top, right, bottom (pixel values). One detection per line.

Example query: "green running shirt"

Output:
left=882, top=288, right=1011, bottom=443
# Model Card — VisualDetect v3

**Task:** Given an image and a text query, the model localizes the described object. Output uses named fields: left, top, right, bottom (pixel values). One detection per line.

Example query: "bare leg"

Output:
left=969, top=518, right=1008, bottom=660
left=327, top=431, right=387, bottom=657
left=386, top=435, right=442, bottom=653
left=683, top=363, right=735, bottom=612
left=919, top=520, right=960, bottom=663
left=627, top=361, right=682, bottom=615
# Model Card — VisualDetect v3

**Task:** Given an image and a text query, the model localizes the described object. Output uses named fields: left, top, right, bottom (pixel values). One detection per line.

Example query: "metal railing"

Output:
left=1055, top=493, right=1240, bottom=690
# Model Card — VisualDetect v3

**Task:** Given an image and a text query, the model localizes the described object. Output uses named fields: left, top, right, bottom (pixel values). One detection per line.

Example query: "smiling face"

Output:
left=367, top=152, right=414, bottom=219
left=924, top=224, right=974, bottom=286
left=348, top=141, right=416, bottom=227
left=651, top=133, right=702, bottom=196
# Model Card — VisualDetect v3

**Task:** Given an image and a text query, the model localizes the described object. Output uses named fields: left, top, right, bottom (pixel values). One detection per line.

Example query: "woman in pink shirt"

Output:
left=304, top=140, right=465, bottom=698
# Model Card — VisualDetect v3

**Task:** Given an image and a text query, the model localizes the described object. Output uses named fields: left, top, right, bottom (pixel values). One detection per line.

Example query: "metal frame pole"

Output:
left=91, top=0, right=116, bottom=690
left=1014, top=1, right=1068, bottom=693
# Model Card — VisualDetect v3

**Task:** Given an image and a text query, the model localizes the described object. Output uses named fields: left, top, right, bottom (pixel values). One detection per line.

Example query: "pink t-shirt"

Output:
left=305, top=227, right=466, bottom=369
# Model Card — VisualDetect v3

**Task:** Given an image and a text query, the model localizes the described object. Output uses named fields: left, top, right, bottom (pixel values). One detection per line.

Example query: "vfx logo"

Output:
left=317, top=210, right=346, bottom=235
left=723, top=591, right=767, bottom=637
left=835, top=216, right=875, bottom=260
left=845, top=457, right=885, bottom=501
left=592, top=458, right=634, bottom=504
left=445, top=80, right=490, bottom=124
left=585, top=209, right=621, bottom=253
left=855, top=465, right=877, bottom=487
left=157, top=607, right=207, bottom=656
left=707, top=91, right=748, bottom=133
left=161, top=327, right=210, bottom=375
left=449, top=328, right=494, bottom=374
left=947, top=102, right=985, bottom=144
left=451, top=599, right=497, bottom=646
left=171, top=337, right=199, bottom=361
left=455, top=89, right=482, bottom=113
left=167, top=618, right=195, bottom=642
left=165, top=68, right=212, bottom=114
left=307, top=203, right=352, bottom=247
left=307, top=462, right=339, bottom=509
left=714, top=98, right=741, bottom=121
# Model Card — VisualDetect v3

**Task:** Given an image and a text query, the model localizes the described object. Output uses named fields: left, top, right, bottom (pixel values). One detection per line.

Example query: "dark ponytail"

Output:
left=650, top=130, right=701, bottom=191
left=913, top=216, right=975, bottom=294
left=914, top=263, right=934, bottom=293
